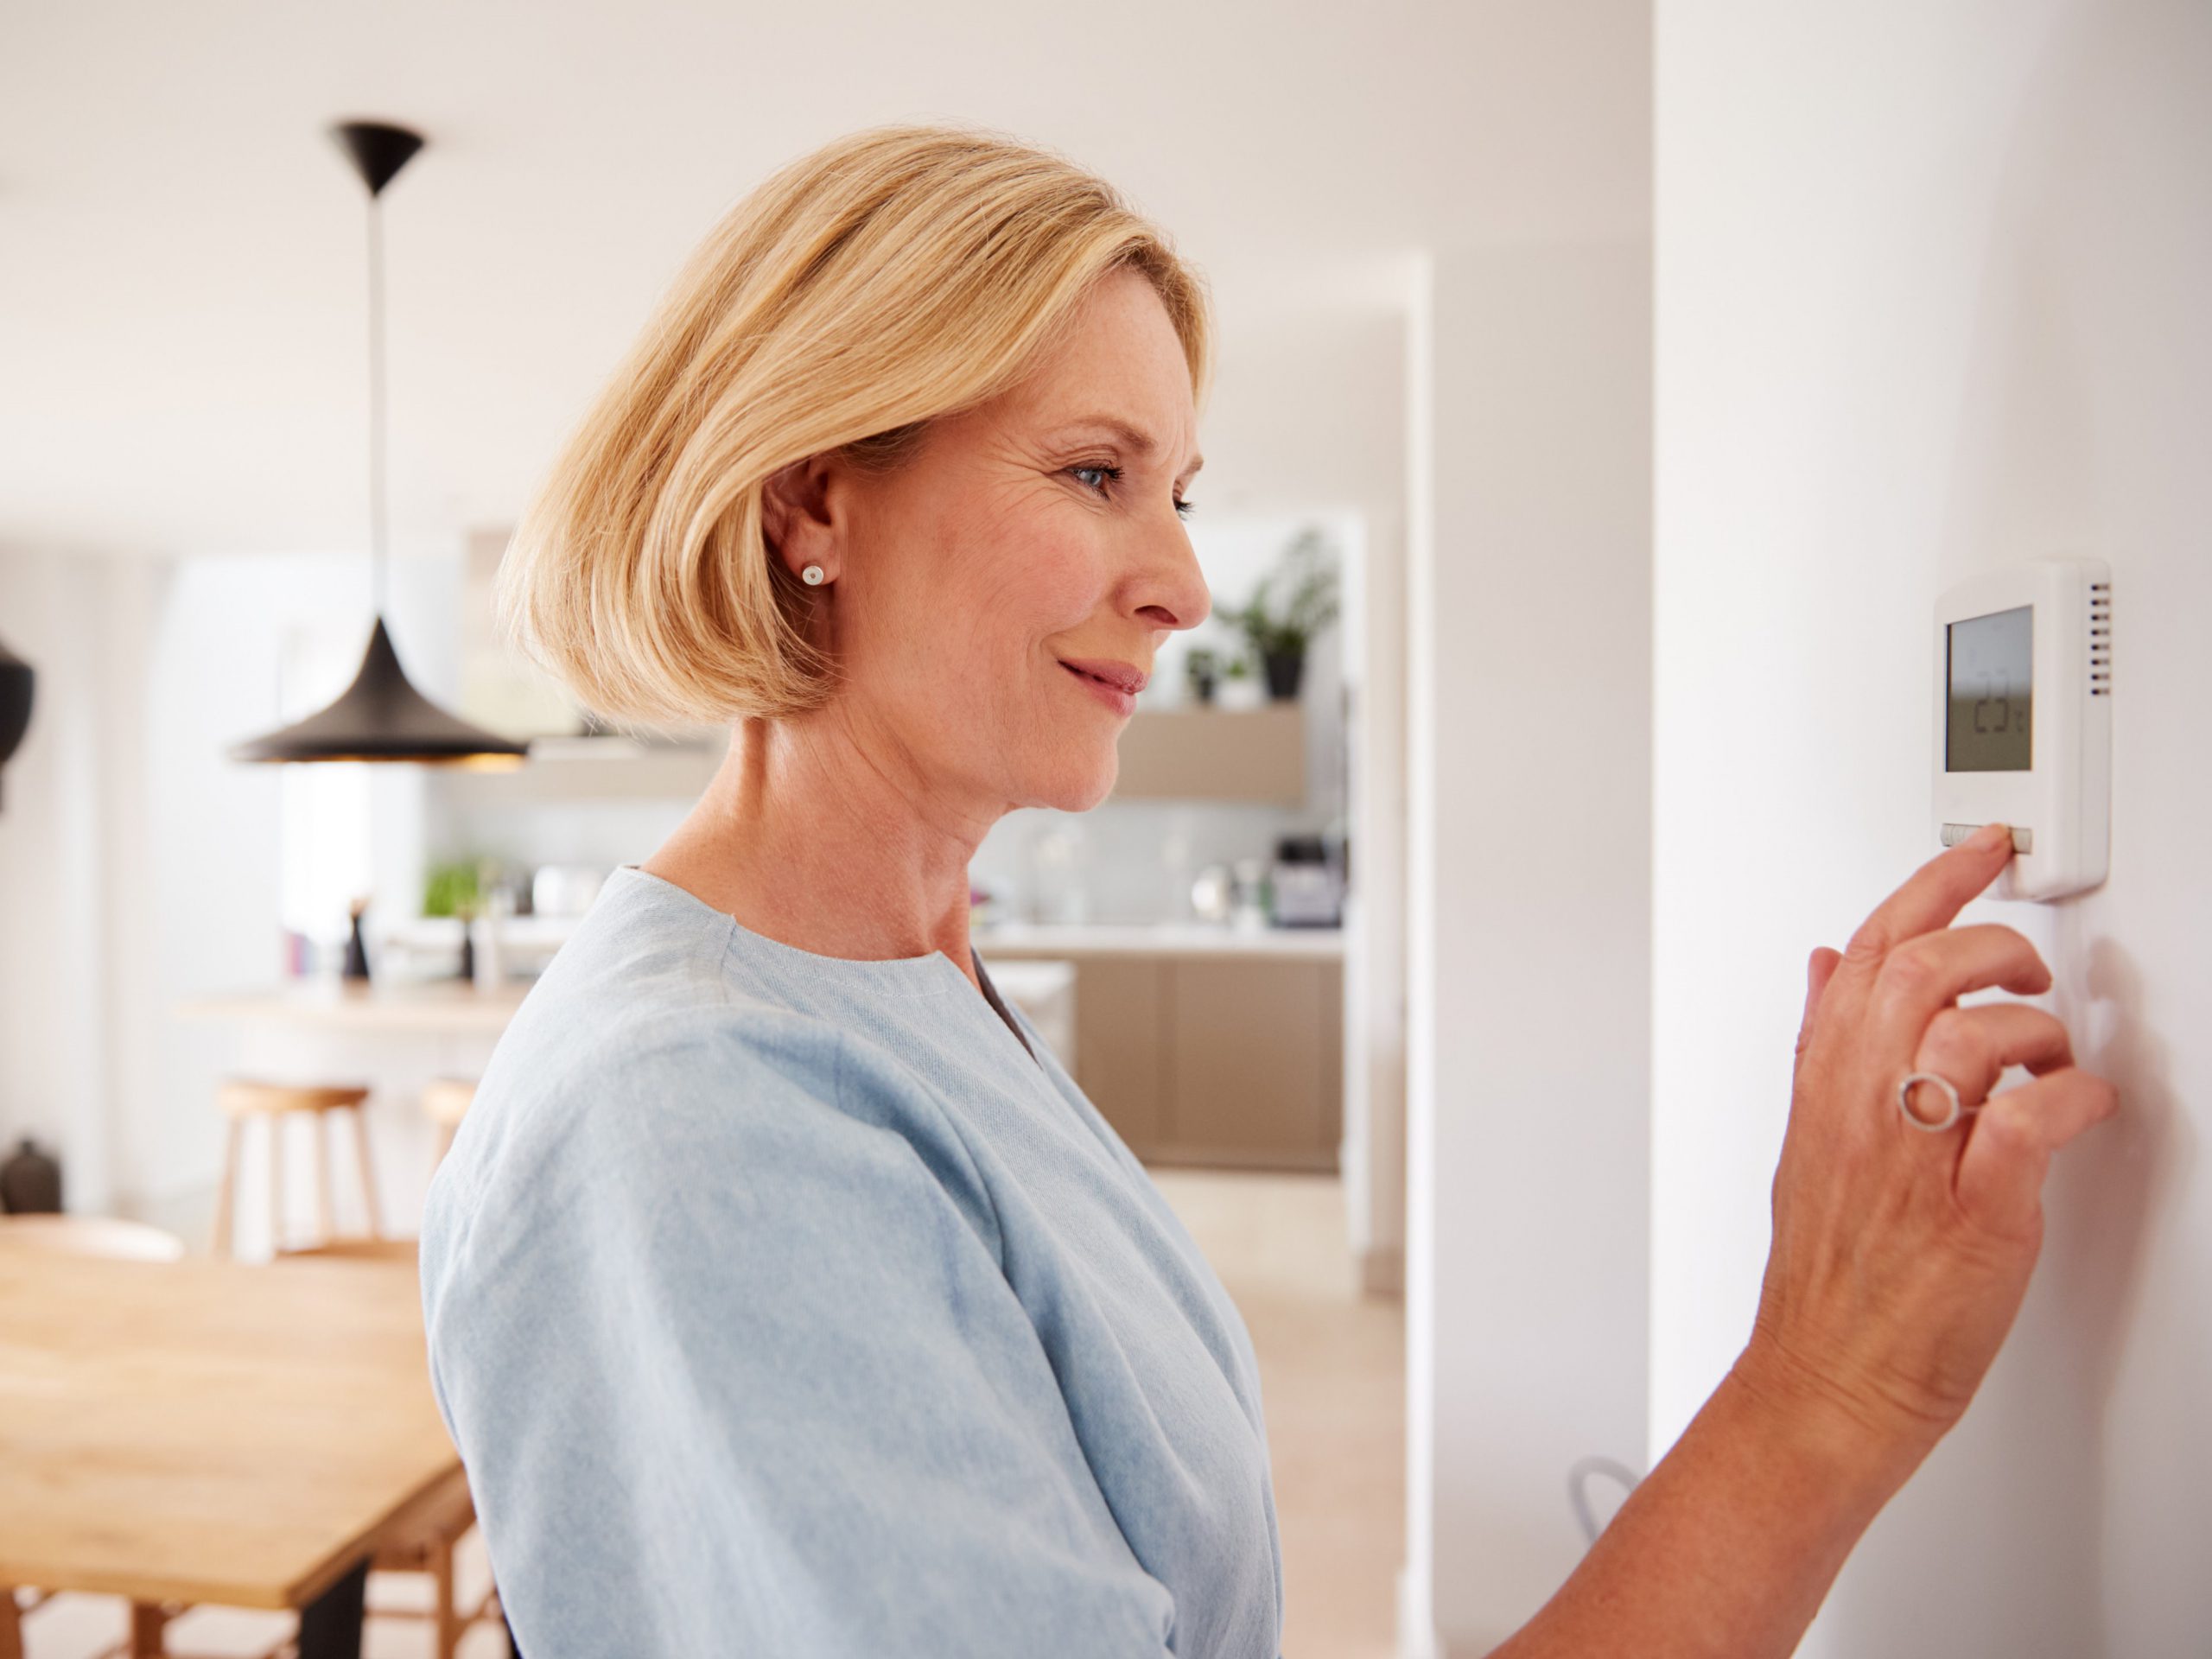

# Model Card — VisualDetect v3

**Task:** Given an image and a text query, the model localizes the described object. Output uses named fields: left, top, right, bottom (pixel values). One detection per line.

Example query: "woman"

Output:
left=419, top=124, right=2116, bottom=1658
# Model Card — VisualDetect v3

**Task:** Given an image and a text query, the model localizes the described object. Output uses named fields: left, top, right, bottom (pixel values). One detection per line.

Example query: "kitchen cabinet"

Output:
left=1164, top=958, right=1341, bottom=1167
left=977, top=939, right=1344, bottom=1171
left=1064, top=958, right=1169, bottom=1149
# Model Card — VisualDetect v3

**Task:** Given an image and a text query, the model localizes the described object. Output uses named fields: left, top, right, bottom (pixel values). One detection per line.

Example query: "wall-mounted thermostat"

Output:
left=1933, top=558, right=2110, bottom=901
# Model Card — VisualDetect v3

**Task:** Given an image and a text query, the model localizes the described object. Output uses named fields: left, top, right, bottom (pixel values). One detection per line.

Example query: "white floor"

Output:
left=22, top=1171, right=1404, bottom=1659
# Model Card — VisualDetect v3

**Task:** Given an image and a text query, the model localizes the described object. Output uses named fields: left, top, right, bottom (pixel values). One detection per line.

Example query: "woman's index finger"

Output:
left=1844, top=823, right=2016, bottom=959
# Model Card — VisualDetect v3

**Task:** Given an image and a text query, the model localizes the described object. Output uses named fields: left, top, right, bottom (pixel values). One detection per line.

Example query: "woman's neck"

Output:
left=640, top=714, right=995, bottom=993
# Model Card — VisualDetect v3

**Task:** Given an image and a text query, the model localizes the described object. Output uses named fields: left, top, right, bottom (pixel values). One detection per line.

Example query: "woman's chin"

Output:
left=1027, top=750, right=1119, bottom=814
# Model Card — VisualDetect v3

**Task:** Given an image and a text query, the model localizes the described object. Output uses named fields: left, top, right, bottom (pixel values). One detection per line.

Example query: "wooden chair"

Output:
left=210, top=1080, right=381, bottom=1259
left=281, top=1239, right=504, bottom=1659
left=365, top=1465, right=504, bottom=1659
left=422, top=1077, right=478, bottom=1168
left=0, top=1214, right=186, bottom=1658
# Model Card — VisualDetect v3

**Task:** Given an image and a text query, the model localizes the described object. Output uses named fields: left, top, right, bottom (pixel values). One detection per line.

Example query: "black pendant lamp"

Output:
left=0, top=639, right=33, bottom=810
left=232, top=121, right=527, bottom=768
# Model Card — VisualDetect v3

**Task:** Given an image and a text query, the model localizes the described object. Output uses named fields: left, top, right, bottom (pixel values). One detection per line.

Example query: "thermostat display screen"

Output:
left=1946, top=605, right=2033, bottom=772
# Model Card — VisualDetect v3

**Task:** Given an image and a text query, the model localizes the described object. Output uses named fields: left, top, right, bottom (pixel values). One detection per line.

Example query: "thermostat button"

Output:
left=1941, top=823, right=2035, bottom=853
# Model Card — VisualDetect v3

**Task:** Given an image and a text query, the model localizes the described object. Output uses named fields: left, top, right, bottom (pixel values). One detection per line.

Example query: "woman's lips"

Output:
left=1061, top=658, right=1150, bottom=716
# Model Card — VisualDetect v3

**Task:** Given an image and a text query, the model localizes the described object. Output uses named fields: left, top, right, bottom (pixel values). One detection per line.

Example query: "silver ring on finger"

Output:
left=1897, top=1070, right=1974, bottom=1133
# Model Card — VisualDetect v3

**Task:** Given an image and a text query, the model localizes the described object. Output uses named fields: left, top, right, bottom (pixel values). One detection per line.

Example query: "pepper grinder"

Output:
left=341, top=895, right=372, bottom=982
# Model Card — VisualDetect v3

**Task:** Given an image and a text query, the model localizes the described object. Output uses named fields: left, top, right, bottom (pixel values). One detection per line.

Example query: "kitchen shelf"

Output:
left=1110, top=702, right=1306, bottom=803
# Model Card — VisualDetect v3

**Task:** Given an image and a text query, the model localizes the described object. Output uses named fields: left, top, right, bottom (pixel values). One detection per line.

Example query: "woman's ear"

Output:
left=759, top=453, right=841, bottom=583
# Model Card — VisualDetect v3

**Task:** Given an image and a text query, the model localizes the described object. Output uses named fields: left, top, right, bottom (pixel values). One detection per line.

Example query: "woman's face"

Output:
left=782, top=267, right=1211, bottom=817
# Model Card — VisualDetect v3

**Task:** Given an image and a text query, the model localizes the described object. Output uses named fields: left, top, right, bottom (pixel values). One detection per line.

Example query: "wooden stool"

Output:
left=422, top=1077, right=478, bottom=1167
left=211, top=1080, right=381, bottom=1259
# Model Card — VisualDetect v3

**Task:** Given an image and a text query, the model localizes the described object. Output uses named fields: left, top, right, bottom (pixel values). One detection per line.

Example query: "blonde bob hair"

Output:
left=499, top=123, right=1212, bottom=727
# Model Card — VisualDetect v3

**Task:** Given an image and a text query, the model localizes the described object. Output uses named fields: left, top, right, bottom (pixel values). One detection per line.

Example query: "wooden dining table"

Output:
left=0, top=1248, right=462, bottom=1659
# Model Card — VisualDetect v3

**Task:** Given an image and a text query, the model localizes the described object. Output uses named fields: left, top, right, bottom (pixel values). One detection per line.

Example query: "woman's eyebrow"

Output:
left=1052, top=416, right=1205, bottom=480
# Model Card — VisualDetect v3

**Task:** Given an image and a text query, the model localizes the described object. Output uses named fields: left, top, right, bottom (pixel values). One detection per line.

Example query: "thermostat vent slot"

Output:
left=2088, top=586, right=2113, bottom=696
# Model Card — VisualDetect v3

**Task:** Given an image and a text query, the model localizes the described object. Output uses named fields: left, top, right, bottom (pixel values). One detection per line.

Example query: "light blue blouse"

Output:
left=418, top=865, right=1284, bottom=1658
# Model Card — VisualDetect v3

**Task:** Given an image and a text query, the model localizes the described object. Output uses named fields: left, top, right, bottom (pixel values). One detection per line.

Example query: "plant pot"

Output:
left=1262, top=649, right=1306, bottom=702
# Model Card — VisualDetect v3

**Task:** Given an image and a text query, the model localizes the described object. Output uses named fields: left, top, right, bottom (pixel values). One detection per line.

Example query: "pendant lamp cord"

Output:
left=366, top=191, right=388, bottom=621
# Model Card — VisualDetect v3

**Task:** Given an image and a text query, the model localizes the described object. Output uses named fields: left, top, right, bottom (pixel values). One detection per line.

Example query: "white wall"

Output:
left=0, top=550, right=141, bottom=1212
left=1405, top=232, right=1654, bottom=1652
left=1654, top=3, right=2211, bottom=1654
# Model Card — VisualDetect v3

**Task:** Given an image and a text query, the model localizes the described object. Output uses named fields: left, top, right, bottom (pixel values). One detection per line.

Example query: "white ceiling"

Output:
left=0, top=0, right=1646, bottom=559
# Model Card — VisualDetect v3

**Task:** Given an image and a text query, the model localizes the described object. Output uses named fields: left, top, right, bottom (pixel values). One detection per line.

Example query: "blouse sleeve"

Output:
left=420, top=1014, right=1179, bottom=1659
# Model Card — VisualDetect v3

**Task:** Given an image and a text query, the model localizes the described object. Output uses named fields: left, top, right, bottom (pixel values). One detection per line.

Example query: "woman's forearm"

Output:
left=1486, top=1355, right=1926, bottom=1659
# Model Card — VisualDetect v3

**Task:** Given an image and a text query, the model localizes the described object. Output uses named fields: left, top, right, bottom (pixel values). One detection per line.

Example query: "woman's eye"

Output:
left=1069, top=463, right=1193, bottom=520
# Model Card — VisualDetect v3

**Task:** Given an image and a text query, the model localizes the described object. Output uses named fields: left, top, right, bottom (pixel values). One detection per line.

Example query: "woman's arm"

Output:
left=1490, top=1358, right=1907, bottom=1656
left=1492, top=823, right=2117, bottom=1656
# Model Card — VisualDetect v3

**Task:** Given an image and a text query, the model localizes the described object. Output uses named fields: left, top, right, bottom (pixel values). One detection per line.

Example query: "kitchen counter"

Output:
left=177, top=979, right=531, bottom=1035
left=178, top=959, right=1078, bottom=1039
left=973, top=922, right=1344, bottom=961
left=371, top=914, right=1346, bottom=974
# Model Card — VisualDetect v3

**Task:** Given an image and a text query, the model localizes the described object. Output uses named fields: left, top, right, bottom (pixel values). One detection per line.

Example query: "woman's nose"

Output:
left=1136, top=520, right=1212, bottom=634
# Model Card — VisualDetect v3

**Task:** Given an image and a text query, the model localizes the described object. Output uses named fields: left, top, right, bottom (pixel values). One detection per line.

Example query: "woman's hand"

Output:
left=1736, top=820, right=2120, bottom=1469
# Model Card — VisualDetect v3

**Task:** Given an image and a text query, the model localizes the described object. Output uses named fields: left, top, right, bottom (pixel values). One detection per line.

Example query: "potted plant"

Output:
left=423, top=858, right=484, bottom=920
left=1222, top=527, right=1340, bottom=702
left=424, top=857, right=486, bottom=981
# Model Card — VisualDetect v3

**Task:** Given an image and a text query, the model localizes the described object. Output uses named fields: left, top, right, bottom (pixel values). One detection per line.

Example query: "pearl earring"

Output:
left=801, top=564, right=827, bottom=586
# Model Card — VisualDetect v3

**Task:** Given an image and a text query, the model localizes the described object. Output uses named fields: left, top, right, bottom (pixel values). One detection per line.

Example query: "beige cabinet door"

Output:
left=1067, top=957, right=1168, bottom=1153
left=1162, top=959, right=1342, bottom=1170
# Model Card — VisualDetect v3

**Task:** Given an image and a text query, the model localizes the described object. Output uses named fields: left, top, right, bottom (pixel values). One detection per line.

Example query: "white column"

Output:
left=1404, top=238, right=1654, bottom=1654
